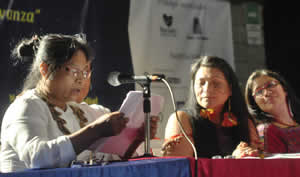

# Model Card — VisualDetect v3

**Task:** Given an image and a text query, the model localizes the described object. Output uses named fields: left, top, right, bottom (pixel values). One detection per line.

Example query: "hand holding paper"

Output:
left=95, top=91, right=164, bottom=156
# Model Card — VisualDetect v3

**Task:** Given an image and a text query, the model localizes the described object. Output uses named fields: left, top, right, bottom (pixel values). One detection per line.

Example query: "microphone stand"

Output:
left=108, top=72, right=165, bottom=158
left=136, top=81, right=154, bottom=157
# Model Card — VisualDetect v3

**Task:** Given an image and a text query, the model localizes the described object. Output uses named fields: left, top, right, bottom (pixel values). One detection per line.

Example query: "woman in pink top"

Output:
left=245, top=69, right=300, bottom=153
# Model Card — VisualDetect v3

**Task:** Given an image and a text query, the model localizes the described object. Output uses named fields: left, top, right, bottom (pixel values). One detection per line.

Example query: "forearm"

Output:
left=68, top=121, right=113, bottom=154
left=162, top=137, right=194, bottom=157
left=163, top=147, right=194, bottom=157
left=122, top=138, right=143, bottom=159
left=12, top=134, right=76, bottom=169
left=5, top=117, right=75, bottom=169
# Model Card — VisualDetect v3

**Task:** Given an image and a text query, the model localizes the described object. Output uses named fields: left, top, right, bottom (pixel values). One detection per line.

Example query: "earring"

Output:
left=222, top=97, right=238, bottom=127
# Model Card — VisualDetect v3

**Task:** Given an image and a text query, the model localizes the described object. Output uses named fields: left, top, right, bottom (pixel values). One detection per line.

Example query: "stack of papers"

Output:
left=95, top=91, right=164, bottom=156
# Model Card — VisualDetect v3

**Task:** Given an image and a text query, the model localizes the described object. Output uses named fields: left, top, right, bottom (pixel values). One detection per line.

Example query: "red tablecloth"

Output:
left=189, top=158, right=300, bottom=177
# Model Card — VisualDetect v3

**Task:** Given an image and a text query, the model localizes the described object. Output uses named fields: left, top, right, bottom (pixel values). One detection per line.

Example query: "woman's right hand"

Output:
left=232, top=141, right=260, bottom=158
left=69, top=112, right=129, bottom=154
left=92, top=112, right=129, bottom=137
left=161, top=136, right=184, bottom=156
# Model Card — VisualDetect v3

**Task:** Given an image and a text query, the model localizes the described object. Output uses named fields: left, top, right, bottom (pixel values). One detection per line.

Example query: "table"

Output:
left=0, top=157, right=191, bottom=177
left=189, top=158, right=300, bottom=177
left=2, top=157, right=300, bottom=177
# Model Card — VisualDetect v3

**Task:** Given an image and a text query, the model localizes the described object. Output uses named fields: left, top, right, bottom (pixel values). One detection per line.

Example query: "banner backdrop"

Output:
left=128, top=0, right=234, bottom=137
left=0, top=1, right=134, bottom=127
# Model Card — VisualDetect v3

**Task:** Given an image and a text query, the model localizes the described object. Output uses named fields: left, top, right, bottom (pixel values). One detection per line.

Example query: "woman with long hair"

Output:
left=162, top=56, right=259, bottom=158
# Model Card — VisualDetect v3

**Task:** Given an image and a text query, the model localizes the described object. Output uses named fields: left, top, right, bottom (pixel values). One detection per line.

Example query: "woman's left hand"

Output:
left=122, top=116, right=159, bottom=159
left=136, top=115, right=159, bottom=141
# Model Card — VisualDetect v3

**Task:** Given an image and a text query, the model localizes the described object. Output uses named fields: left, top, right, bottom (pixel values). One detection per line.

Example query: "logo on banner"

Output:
left=163, top=14, right=172, bottom=27
left=0, top=8, right=40, bottom=23
left=193, top=17, right=202, bottom=34
left=160, top=13, right=176, bottom=37
left=187, top=17, right=208, bottom=40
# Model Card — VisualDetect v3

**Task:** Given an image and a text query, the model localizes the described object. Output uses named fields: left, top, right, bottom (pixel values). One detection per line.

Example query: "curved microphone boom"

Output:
left=107, top=71, right=165, bottom=87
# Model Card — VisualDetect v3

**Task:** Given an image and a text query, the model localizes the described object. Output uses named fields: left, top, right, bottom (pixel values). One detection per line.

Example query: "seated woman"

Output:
left=162, top=56, right=260, bottom=158
left=244, top=69, right=300, bottom=153
left=0, top=34, right=158, bottom=173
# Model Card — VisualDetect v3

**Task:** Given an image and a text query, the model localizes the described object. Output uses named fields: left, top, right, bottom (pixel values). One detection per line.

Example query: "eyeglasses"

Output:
left=64, top=65, right=91, bottom=80
left=252, top=80, right=279, bottom=97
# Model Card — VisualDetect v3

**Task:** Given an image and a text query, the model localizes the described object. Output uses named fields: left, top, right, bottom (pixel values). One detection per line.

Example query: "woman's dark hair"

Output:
left=245, top=69, right=300, bottom=124
left=184, top=56, right=250, bottom=141
left=12, top=33, right=94, bottom=91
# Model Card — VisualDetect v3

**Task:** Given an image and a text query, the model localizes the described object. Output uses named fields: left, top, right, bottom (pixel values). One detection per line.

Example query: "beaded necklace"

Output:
left=36, top=90, right=88, bottom=135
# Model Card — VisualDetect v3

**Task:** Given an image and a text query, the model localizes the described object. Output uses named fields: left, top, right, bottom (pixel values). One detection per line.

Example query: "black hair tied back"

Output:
left=12, top=35, right=41, bottom=63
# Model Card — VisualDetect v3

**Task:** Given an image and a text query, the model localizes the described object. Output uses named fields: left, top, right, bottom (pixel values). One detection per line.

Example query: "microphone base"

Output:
left=134, top=153, right=156, bottom=159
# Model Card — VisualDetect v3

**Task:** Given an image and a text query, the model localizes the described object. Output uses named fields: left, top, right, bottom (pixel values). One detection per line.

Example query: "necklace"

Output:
left=36, top=90, right=88, bottom=135
left=199, top=109, right=238, bottom=127
left=272, top=119, right=299, bottom=128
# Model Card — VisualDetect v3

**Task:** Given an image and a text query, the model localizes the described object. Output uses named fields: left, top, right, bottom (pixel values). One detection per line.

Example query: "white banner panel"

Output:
left=129, top=0, right=234, bottom=138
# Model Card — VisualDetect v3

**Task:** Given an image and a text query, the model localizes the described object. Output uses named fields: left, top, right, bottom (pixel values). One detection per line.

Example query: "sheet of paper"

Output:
left=95, top=91, right=164, bottom=156
left=264, top=153, right=300, bottom=159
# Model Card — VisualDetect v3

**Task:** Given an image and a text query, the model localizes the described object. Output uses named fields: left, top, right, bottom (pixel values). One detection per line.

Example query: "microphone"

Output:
left=107, top=71, right=165, bottom=87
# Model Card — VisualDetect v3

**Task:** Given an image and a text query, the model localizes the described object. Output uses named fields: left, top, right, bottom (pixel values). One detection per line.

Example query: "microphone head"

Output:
left=107, top=71, right=121, bottom=87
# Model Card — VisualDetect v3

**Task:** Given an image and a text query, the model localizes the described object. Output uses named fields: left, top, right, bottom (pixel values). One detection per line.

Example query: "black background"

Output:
left=263, top=1, right=300, bottom=97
